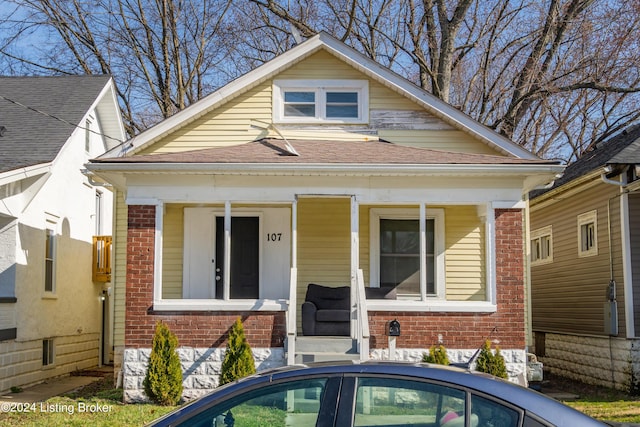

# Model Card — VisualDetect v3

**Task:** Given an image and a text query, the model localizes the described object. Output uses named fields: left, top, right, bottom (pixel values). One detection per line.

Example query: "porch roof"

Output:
left=92, top=138, right=558, bottom=166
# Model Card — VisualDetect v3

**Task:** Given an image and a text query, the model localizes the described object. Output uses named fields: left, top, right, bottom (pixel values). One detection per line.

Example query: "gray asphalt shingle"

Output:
left=0, top=75, right=111, bottom=174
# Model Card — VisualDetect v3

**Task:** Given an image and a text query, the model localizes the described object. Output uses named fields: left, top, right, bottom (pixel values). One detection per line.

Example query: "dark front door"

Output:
left=215, top=216, right=260, bottom=299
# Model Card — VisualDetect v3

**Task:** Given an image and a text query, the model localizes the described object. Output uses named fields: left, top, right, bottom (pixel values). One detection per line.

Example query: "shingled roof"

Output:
left=92, top=138, right=557, bottom=166
left=531, top=124, right=640, bottom=198
left=0, top=75, right=112, bottom=174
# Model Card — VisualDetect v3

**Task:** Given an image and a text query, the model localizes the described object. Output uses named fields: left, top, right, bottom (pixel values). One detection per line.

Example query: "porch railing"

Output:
left=92, top=236, right=112, bottom=283
left=355, top=269, right=370, bottom=361
left=286, top=267, right=297, bottom=365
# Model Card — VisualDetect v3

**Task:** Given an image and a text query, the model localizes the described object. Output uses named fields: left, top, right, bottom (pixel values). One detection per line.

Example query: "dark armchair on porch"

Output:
left=301, top=283, right=396, bottom=336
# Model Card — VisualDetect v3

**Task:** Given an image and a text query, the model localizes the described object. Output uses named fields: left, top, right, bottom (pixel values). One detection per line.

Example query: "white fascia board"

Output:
left=0, top=163, right=52, bottom=187
left=94, top=79, right=127, bottom=151
left=85, top=162, right=564, bottom=177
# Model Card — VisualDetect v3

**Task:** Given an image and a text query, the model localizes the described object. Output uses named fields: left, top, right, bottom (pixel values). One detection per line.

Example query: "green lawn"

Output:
left=1, top=375, right=639, bottom=426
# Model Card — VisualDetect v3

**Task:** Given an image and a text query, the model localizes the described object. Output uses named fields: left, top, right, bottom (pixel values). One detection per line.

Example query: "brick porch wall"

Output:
left=125, top=205, right=286, bottom=349
left=368, top=208, right=526, bottom=350
left=125, top=206, right=523, bottom=350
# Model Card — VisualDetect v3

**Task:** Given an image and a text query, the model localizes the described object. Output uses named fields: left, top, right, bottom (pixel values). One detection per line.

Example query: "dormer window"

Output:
left=273, top=80, right=368, bottom=124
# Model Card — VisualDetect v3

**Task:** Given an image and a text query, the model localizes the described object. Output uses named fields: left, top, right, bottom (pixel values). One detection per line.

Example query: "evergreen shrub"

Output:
left=219, top=317, right=256, bottom=386
left=474, top=339, right=508, bottom=379
left=143, top=321, right=183, bottom=405
left=422, top=345, right=450, bottom=365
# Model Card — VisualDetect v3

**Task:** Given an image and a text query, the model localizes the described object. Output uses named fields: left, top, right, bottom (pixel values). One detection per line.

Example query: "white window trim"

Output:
left=273, top=79, right=369, bottom=124
left=155, top=204, right=288, bottom=312
left=531, top=225, right=553, bottom=266
left=369, top=207, right=446, bottom=301
left=181, top=207, right=264, bottom=300
left=577, top=210, right=598, bottom=257
left=43, top=216, right=58, bottom=296
left=42, top=338, right=55, bottom=367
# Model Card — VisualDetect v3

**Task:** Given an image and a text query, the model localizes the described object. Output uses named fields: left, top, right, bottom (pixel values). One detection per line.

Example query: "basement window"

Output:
left=43, top=339, right=55, bottom=366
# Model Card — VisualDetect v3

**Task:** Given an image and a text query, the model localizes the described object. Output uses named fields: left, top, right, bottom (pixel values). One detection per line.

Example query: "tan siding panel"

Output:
left=296, top=198, right=351, bottom=332
left=379, top=130, right=503, bottom=155
left=139, top=50, right=502, bottom=155
left=444, top=206, right=486, bottom=301
left=162, top=204, right=184, bottom=298
left=113, top=191, right=127, bottom=347
left=531, top=182, right=624, bottom=335
left=629, top=193, right=640, bottom=335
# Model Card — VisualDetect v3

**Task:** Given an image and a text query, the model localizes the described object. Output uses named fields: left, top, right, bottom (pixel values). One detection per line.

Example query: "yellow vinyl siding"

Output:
left=379, top=130, right=503, bottom=155
left=530, top=181, right=624, bottom=336
left=113, top=191, right=128, bottom=347
left=444, top=206, right=486, bottom=300
left=162, top=204, right=185, bottom=298
left=140, top=49, right=499, bottom=156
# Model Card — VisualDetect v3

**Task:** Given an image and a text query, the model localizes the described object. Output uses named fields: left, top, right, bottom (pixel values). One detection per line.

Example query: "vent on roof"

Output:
left=0, top=126, right=6, bottom=137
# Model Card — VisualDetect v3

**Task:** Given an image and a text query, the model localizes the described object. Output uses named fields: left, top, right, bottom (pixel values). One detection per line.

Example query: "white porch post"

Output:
left=153, top=201, right=164, bottom=303
left=351, top=195, right=359, bottom=337
left=486, top=203, right=496, bottom=305
left=419, top=202, right=427, bottom=301
left=287, top=198, right=298, bottom=365
left=223, top=201, right=231, bottom=301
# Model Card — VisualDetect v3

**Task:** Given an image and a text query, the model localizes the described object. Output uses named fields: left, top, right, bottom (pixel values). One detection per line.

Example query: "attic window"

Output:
left=273, top=80, right=368, bottom=124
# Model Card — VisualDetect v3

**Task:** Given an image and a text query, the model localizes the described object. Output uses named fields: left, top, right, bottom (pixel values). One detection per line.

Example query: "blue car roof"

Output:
left=152, top=360, right=608, bottom=427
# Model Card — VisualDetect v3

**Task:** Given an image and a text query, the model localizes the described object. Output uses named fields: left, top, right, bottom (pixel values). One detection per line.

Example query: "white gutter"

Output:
left=86, top=162, right=564, bottom=176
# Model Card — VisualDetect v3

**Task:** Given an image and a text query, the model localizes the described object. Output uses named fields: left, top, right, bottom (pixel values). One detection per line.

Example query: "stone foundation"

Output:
left=369, top=348, right=527, bottom=385
left=123, top=347, right=285, bottom=402
left=123, top=346, right=527, bottom=402
left=533, top=331, right=640, bottom=391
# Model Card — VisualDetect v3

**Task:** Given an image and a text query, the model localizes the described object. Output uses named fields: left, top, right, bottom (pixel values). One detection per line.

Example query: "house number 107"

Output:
left=267, top=233, right=282, bottom=242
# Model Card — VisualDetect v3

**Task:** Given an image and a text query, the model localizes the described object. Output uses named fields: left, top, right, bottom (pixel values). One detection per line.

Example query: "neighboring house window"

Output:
left=577, top=210, right=598, bottom=257
left=531, top=225, right=553, bottom=265
left=42, top=338, right=55, bottom=366
left=85, top=118, right=92, bottom=152
left=370, top=208, right=445, bottom=299
left=44, top=225, right=56, bottom=293
left=273, top=80, right=368, bottom=123
left=95, top=190, right=103, bottom=235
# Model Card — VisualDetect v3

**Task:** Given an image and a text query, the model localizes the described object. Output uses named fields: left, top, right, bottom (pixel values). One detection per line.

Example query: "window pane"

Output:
left=176, top=378, right=328, bottom=427
left=45, top=229, right=54, bottom=292
left=326, top=105, right=358, bottom=118
left=284, top=104, right=315, bottom=117
left=354, top=377, right=466, bottom=427
left=327, top=92, right=357, bottom=103
left=284, top=91, right=315, bottom=103
left=471, top=394, right=520, bottom=427
left=380, top=219, right=435, bottom=296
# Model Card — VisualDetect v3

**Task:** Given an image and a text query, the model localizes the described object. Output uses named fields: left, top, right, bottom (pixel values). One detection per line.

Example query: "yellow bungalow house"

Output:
left=86, top=33, right=563, bottom=402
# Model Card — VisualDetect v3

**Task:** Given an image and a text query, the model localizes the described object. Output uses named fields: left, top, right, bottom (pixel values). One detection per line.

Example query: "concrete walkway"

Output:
left=0, top=367, right=112, bottom=404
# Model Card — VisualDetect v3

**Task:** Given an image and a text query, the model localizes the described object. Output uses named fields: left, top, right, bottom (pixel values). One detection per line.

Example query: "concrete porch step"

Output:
left=294, top=336, right=360, bottom=364
left=295, top=336, right=357, bottom=353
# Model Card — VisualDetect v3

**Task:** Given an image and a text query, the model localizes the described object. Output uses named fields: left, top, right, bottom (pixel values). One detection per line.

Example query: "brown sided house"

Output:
left=529, top=124, right=640, bottom=390
left=86, top=32, right=563, bottom=402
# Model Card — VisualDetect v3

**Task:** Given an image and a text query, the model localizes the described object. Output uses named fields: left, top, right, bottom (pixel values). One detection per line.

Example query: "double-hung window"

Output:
left=273, top=80, right=368, bottom=123
left=530, top=225, right=553, bottom=265
left=577, top=210, right=598, bottom=257
left=371, top=208, right=445, bottom=300
left=44, top=224, right=56, bottom=293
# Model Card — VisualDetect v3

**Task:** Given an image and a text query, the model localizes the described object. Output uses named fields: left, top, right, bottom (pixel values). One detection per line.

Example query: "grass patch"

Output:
left=0, top=376, right=175, bottom=427
left=546, top=373, right=640, bottom=424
